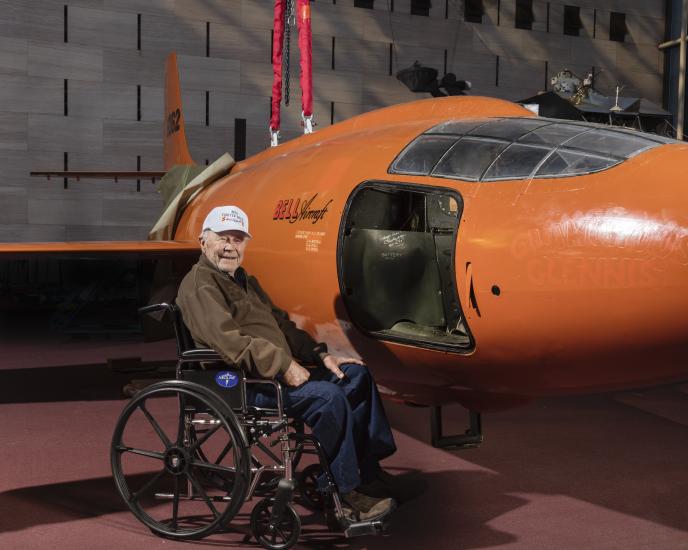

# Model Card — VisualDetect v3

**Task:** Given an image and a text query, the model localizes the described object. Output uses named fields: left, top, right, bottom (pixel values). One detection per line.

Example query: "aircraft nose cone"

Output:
left=499, top=194, right=688, bottom=392
left=572, top=208, right=688, bottom=270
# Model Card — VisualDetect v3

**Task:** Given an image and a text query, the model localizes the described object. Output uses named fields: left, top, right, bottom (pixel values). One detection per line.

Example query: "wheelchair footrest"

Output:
left=343, top=515, right=390, bottom=538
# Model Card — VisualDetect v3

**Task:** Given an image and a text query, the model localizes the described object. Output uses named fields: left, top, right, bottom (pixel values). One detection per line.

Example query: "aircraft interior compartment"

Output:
left=340, top=184, right=471, bottom=350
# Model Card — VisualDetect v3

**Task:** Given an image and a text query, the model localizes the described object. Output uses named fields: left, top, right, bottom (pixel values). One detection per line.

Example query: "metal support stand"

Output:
left=430, top=406, right=483, bottom=449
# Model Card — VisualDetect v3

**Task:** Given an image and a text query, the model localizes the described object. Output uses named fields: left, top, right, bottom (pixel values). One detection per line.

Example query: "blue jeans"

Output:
left=249, top=363, right=397, bottom=494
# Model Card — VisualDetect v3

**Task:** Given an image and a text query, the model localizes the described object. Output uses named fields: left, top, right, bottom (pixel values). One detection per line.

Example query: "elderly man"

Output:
left=176, top=205, right=399, bottom=521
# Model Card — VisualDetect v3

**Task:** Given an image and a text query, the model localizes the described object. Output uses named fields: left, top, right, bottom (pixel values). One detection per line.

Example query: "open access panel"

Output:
left=338, top=182, right=473, bottom=351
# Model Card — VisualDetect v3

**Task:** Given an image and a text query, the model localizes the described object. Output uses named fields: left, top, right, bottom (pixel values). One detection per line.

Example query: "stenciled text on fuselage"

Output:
left=273, top=194, right=333, bottom=224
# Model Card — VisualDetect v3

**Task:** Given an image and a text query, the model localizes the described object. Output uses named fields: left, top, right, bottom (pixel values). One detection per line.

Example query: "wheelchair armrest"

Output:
left=245, top=378, right=286, bottom=419
left=180, top=349, right=224, bottom=362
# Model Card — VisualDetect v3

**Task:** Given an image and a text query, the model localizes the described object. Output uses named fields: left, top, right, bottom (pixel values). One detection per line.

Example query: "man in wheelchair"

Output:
left=176, top=205, right=400, bottom=523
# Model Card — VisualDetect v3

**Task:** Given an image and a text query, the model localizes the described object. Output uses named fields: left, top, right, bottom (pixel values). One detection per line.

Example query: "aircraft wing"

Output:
left=0, top=240, right=198, bottom=258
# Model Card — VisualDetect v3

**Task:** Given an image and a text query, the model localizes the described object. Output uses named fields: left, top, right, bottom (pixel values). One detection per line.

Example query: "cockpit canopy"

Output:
left=389, top=117, right=677, bottom=182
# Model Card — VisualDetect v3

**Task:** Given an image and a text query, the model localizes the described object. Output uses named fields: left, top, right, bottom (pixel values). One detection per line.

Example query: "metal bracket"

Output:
left=302, top=112, right=314, bottom=134
left=430, top=406, right=483, bottom=449
left=269, top=127, right=280, bottom=147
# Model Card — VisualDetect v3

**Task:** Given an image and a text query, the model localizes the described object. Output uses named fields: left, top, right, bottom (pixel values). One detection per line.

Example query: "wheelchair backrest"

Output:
left=180, top=311, right=198, bottom=354
left=138, top=302, right=247, bottom=412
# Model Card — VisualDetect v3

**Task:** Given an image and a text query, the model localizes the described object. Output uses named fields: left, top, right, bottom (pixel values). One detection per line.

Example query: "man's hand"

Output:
left=283, top=360, right=310, bottom=387
left=323, top=354, right=365, bottom=379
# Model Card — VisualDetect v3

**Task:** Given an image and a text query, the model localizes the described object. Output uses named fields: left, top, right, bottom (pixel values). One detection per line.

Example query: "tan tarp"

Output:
left=148, top=153, right=235, bottom=241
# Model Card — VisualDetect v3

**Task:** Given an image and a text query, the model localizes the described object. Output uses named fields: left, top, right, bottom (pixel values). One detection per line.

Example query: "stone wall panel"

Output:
left=245, top=125, right=270, bottom=157
left=29, top=114, right=102, bottom=153
left=0, top=151, right=31, bottom=186
left=0, top=186, right=28, bottom=225
left=0, top=113, right=28, bottom=151
left=180, top=89, right=207, bottom=125
left=29, top=41, right=103, bottom=82
left=335, top=37, right=388, bottom=74
left=70, top=6, right=138, bottom=50
left=141, top=14, right=205, bottom=56
left=241, top=0, right=276, bottom=32
left=65, top=224, right=151, bottom=240
left=186, top=124, right=234, bottom=163
left=172, top=0, right=243, bottom=25
left=102, top=196, right=163, bottom=226
left=240, top=61, right=301, bottom=98
left=28, top=197, right=102, bottom=226
left=103, top=0, right=175, bottom=17
left=0, top=1, right=28, bottom=41
left=103, top=120, right=160, bottom=157
left=500, top=56, right=548, bottom=91
left=313, top=69, right=363, bottom=104
left=362, top=74, right=422, bottom=105
left=211, top=91, right=270, bottom=128
left=28, top=1, right=63, bottom=44
left=625, top=15, right=664, bottom=46
left=69, top=81, right=137, bottom=121
left=104, top=50, right=166, bottom=86
left=0, top=75, right=63, bottom=115
left=532, top=1, right=548, bottom=33
left=0, top=37, right=28, bottom=75
left=211, top=21, right=270, bottom=63
left=0, top=223, right=67, bottom=242
left=141, top=86, right=164, bottom=122
left=178, top=55, right=241, bottom=92
left=312, top=3, right=364, bottom=39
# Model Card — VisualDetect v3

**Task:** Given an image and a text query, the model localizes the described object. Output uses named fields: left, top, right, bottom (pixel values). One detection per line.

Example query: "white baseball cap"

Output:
left=200, top=205, right=252, bottom=238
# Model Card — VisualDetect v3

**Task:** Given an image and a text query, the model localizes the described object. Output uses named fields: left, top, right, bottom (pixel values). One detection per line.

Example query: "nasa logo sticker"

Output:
left=215, top=371, right=239, bottom=389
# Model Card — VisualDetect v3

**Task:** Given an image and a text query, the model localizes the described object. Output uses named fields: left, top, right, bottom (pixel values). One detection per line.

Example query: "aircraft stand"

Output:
left=430, top=406, right=483, bottom=449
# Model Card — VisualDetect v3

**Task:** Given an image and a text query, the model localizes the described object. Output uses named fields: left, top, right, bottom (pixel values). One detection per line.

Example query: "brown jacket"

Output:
left=176, top=254, right=327, bottom=378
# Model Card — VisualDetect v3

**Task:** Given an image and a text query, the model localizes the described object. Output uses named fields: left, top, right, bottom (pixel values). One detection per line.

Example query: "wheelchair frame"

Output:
left=110, top=303, right=388, bottom=550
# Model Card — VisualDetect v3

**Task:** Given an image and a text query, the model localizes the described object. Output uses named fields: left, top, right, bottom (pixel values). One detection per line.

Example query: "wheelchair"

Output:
left=110, top=303, right=390, bottom=550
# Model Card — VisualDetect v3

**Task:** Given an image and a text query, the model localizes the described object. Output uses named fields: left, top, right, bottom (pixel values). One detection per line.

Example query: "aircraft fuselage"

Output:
left=174, top=97, right=688, bottom=410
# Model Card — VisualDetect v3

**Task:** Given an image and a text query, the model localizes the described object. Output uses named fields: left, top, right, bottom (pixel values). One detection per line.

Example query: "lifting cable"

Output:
left=283, top=0, right=293, bottom=107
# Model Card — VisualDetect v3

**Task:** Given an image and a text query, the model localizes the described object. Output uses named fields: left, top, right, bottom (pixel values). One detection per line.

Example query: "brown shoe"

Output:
left=342, top=489, right=396, bottom=521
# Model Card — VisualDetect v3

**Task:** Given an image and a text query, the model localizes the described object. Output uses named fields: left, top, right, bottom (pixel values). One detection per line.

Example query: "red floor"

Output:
left=1, top=340, right=687, bottom=549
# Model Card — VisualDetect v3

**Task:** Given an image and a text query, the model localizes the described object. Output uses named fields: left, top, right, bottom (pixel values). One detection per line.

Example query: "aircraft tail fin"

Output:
left=164, top=53, right=195, bottom=170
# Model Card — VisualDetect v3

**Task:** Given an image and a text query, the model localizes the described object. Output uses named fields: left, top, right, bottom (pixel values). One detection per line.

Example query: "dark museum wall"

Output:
left=0, top=0, right=665, bottom=242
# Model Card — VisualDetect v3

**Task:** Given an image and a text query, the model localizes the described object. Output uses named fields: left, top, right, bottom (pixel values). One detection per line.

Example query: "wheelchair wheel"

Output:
left=251, top=497, right=301, bottom=550
left=298, top=464, right=325, bottom=510
left=111, top=380, right=250, bottom=540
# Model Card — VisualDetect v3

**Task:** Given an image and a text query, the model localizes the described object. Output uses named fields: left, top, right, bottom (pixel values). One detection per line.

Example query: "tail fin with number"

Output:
left=164, top=53, right=195, bottom=170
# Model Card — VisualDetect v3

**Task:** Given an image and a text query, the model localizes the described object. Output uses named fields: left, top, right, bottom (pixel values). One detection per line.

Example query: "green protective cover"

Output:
left=156, top=164, right=206, bottom=207
left=148, top=153, right=235, bottom=241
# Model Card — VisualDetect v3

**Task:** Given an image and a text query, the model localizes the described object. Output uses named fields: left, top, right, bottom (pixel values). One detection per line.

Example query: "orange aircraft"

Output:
left=9, top=53, right=688, bottom=422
